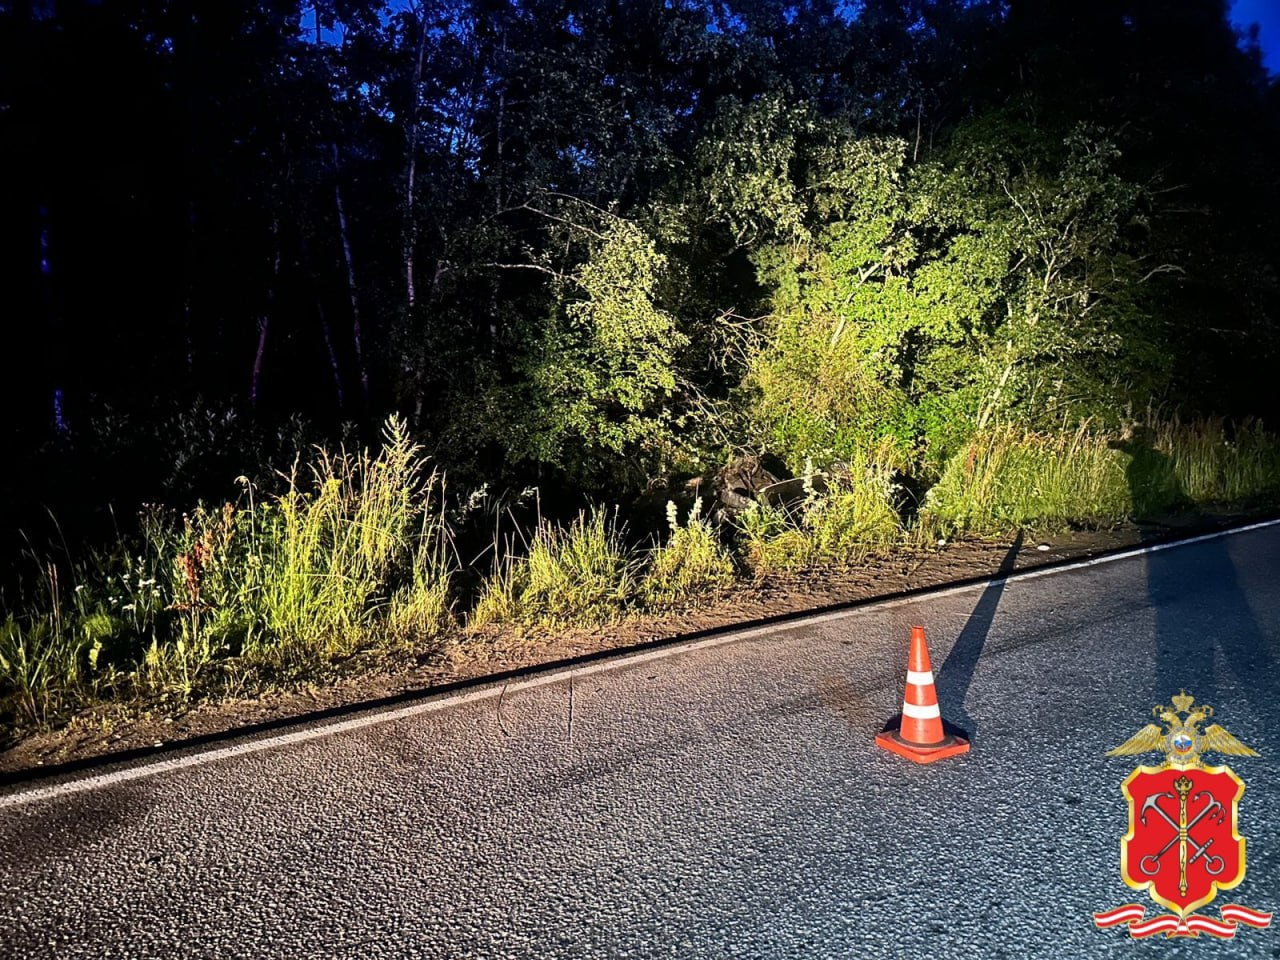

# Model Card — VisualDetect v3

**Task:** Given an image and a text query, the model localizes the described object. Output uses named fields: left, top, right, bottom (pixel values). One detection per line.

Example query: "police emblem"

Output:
left=1094, top=690, right=1273, bottom=938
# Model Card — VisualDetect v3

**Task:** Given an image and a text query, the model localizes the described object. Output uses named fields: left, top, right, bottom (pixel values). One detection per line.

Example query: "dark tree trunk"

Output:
left=249, top=214, right=281, bottom=409
left=404, top=5, right=427, bottom=311
left=332, top=145, right=369, bottom=404
left=38, top=203, right=67, bottom=434
left=299, top=230, right=345, bottom=410
left=316, top=297, right=345, bottom=411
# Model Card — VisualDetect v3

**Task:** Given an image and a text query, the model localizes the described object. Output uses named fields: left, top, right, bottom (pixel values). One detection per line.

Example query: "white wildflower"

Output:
left=464, top=483, right=490, bottom=513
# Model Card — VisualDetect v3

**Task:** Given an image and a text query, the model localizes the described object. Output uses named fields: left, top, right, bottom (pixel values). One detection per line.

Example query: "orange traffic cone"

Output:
left=875, top=626, right=970, bottom=763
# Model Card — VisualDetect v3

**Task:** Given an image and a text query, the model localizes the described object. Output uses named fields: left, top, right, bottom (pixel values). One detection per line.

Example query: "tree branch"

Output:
left=1138, top=264, right=1185, bottom=284
left=476, top=261, right=565, bottom=279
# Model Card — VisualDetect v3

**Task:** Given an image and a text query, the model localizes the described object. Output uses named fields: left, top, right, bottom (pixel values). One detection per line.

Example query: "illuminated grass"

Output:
left=0, top=416, right=455, bottom=729
left=4, top=417, right=1277, bottom=736
left=919, top=419, right=1280, bottom=537
left=471, top=507, right=637, bottom=629
left=920, top=425, right=1128, bottom=536
left=641, top=498, right=736, bottom=609
left=737, top=456, right=903, bottom=574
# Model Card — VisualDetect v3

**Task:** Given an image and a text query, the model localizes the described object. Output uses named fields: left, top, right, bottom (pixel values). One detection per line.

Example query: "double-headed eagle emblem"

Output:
left=1106, top=689, right=1257, bottom=768
left=1093, top=689, right=1272, bottom=940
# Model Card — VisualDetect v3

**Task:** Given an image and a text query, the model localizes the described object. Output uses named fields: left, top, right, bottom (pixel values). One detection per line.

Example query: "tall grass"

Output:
left=385, top=510, right=455, bottom=650
left=1, top=553, right=156, bottom=726
left=142, top=501, right=250, bottom=695
left=246, top=423, right=424, bottom=665
left=4, top=414, right=1279, bottom=736
left=738, top=456, right=903, bottom=574
left=0, top=616, right=61, bottom=725
left=471, top=507, right=636, bottom=629
left=468, top=496, right=737, bottom=628
left=1152, top=418, right=1280, bottom=505
left=920, top=425, right=1129, bottom=536
left=642, top=498, right=736, bottom=609
left=0, top=416, right=454, bottom=729
left=921, top=418, right=1280, bottom=537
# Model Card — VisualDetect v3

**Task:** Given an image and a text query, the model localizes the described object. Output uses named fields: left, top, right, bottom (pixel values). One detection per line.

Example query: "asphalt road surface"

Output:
left=2, top=524, right=1279, bottom=959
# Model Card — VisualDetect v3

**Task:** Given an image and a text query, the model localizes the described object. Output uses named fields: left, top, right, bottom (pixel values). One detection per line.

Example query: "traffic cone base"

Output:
left=875, top=625, right=970, bottom=764
left=875, top=723, right=970, bottom=764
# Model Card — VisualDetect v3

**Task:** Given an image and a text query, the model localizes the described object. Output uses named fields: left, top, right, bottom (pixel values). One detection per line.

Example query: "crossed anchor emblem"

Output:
left=1138, top=774, right=1227, bottom=896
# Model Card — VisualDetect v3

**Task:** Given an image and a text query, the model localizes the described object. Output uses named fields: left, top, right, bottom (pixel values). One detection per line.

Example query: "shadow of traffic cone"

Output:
left=875, top=625, right=970, bottom=763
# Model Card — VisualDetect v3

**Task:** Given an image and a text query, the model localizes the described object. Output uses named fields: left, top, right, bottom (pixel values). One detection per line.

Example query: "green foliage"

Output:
left=723, top=127, right=927, bottom=466
left=16, top=0, right=1280, bottom=544
left=704, top=111, right=1164, bottom=474
left=940, top=119, right=1163, bottom=427
left=642, top=498, right=736, bottom=609
left=509, top=215, right=691, bottom=485
left=471, top=508, right=637, bottom=629
left=920, top=419, right=1280, bottom=537
left=696, top=95, right=815, bottom=246
left=0, top=417, right=456, bottom=728
left=10, top=0, right=1280, bottom=748
left=920, top=426, right=1131, bottom=536
left=738, top=455, right=903, bottom=574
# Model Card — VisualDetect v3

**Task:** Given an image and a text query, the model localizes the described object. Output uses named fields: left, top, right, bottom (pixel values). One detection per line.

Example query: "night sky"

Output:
left=1232, top=0, right=1280, bottom=72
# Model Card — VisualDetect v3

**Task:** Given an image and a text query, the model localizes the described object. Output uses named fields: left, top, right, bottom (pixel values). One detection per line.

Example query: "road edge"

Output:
left=3, top=515, right=1278, bottom=808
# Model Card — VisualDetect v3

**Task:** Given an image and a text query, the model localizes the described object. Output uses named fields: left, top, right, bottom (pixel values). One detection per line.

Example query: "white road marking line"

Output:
left=3, top=517, right=1277, bottom=810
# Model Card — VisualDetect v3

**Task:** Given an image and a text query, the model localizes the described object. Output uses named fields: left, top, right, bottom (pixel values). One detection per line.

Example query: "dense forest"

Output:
left=1, top=1, right=1279, bottom=731
left=5, top=0, right=1278, bottom=509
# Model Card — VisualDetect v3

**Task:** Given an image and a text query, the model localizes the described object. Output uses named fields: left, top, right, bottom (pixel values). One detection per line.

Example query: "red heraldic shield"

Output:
left=1122, top=766, right=1246, bottom=916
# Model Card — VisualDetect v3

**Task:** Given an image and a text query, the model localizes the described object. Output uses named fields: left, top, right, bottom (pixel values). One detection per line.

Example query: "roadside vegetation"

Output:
left=6, top=3, right=1280, bottom=748
left=4, top=414, right=1279, bottom=740
left=920, top=420, right=1280, bottom=536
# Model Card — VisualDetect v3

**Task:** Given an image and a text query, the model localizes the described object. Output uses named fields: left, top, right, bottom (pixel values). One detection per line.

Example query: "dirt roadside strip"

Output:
left=3, top=511, right=1277, bottom=793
